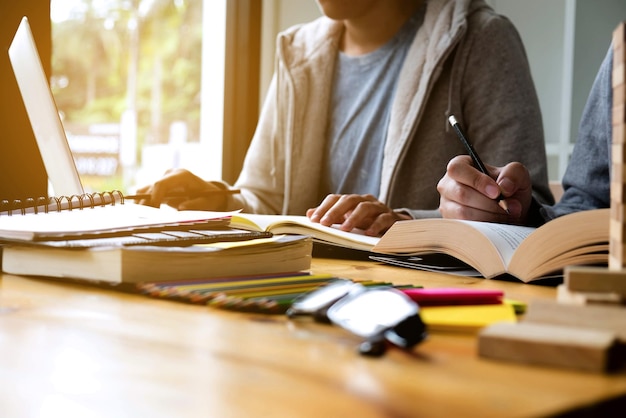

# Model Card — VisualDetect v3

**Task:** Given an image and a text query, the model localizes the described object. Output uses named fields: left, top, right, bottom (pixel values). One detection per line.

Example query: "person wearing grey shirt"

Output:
left=321, top=8, right=422, bottom=198
left=137, top=0, right=553, bottom=236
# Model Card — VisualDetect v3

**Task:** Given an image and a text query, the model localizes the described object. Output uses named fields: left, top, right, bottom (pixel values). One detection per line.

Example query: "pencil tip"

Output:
left=498, top=199, right=510, bottom=214
left=448, top=115, right=457, bottom=126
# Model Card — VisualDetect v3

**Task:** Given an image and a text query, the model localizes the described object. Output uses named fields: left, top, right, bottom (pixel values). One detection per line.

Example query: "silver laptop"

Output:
left=8, top=16, right=84, bottom=197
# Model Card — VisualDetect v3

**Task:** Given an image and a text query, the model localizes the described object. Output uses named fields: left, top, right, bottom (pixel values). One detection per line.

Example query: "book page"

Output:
left=507, top=208, right=609, bottom=281
left=231, top=214, right=380, bottom=249
left=460, top=221, right=535, bottom=266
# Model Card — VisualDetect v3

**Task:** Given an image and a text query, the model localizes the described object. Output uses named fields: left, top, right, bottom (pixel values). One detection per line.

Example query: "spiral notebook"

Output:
left=0, top=190, right=273, bottom=246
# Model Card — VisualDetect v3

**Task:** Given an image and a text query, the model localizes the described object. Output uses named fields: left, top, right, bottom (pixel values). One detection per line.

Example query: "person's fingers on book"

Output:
left=339, top=198, right=402, bottom=235
left=339, top=202, right=380, bottom=232
left=363, top=211, right=411, bottom=237
left=317, top=194, right=379, bottom=229
left=305, top=207, right=317, bottom=219
left=308, top=194, right=404, bottom=235
left=307, top=194, right=343, bottom=224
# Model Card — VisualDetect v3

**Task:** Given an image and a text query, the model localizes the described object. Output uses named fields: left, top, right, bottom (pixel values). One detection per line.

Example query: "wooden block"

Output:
left=610, top=182, right=626, bottom=202
left=615, top=84, right=626, bottom=110
left=609, top=237, right=626, bottom=269
left=615, top=122, right=626, bottom=145
left=609, top=232, right=626, bottom=250
left=613, top=163, right=625, bottom=184
left=614, top=103, right=625, bottom=126
left=557, top=284, right=624, bottom=306
left=565, top=265, right=626, bottom=296
left=610, top=216, right=626, bottom=236
left=612, top=143, right=626, bottom=164
left=478, top=322, right=619, bottom=373
left=614, top=22, right=625, bottom=48
left=609, top=219, right=626, bottom=242
left=614, top=62, right=625, bottom=88
left=612, top=163, right=626, bottom=184
left=616, top=43, right=626, bottom=72
left=613, top=142, right=626, bottom=161
left=611, top=201, right=626, bottom=222
left=610, top=254, right=625, bottom=271
left=523, top=299, right=626, bottom=343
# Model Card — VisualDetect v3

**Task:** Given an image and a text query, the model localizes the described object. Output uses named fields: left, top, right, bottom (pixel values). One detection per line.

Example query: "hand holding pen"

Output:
left=448, top=115, right=509, bottom=214
left=439, top=116, right=534, bottom=223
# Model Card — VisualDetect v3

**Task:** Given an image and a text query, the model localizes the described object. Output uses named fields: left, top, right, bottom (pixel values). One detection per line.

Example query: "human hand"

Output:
left=134, top=168, right=229, bottom=211
left=437, top=155, right=533, bottom=224
left=306, top=194, right=411, bottom=236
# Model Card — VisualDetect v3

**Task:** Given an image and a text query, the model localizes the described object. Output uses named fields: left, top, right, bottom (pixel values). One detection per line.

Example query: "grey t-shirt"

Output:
left=320, top=9, right=423, bottom=198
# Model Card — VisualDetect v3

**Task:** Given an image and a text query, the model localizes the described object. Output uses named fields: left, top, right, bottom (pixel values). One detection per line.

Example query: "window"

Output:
left=50, top=0, right=230, bottom=193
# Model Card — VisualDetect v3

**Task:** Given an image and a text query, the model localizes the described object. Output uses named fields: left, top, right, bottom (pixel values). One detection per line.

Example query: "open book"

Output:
left=230, top=213, right=380, bottom=252
left=372, top=209, right=609, bottom=283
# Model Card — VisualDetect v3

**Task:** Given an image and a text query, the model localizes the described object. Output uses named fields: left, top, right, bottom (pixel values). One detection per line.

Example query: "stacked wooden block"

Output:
left=478, top=278, right=626, bottom=373
left=477, top=23, right=626, bottom=374
left=611, top=21, right=626, bottom=270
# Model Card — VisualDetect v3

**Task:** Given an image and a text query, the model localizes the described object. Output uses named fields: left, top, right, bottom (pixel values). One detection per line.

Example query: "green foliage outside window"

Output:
left=51, top=0, right=202, bottom=191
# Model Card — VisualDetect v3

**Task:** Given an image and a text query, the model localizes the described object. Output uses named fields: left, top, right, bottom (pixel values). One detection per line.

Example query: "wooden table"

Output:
left=0, top=258, right=625, bottom=417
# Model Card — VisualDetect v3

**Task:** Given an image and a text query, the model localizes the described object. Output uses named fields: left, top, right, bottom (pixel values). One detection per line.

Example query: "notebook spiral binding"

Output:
left=0, top=190, right=126, bottom=216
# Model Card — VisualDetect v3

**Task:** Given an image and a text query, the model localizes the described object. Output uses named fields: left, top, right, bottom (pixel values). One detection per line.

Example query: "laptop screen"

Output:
left=8, top=16, right=84, bottom=197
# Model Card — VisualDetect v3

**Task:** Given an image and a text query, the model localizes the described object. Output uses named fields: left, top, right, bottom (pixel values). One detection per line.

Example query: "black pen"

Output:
left=125, top=189, right=241, bottom=201
left=447, top=115, right=509, bottom=214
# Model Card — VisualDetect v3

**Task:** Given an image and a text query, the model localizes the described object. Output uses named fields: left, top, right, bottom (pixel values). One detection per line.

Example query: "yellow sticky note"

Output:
left=420, top=304, right=517, bottom=333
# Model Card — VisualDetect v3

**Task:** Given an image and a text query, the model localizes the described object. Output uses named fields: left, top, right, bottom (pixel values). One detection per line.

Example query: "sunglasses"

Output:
left=286, top=279, right=427, bottom=356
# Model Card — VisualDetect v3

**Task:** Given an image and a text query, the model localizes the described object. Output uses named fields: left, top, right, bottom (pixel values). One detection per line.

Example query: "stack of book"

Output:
left=0, top=192, right=313, bottom=285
